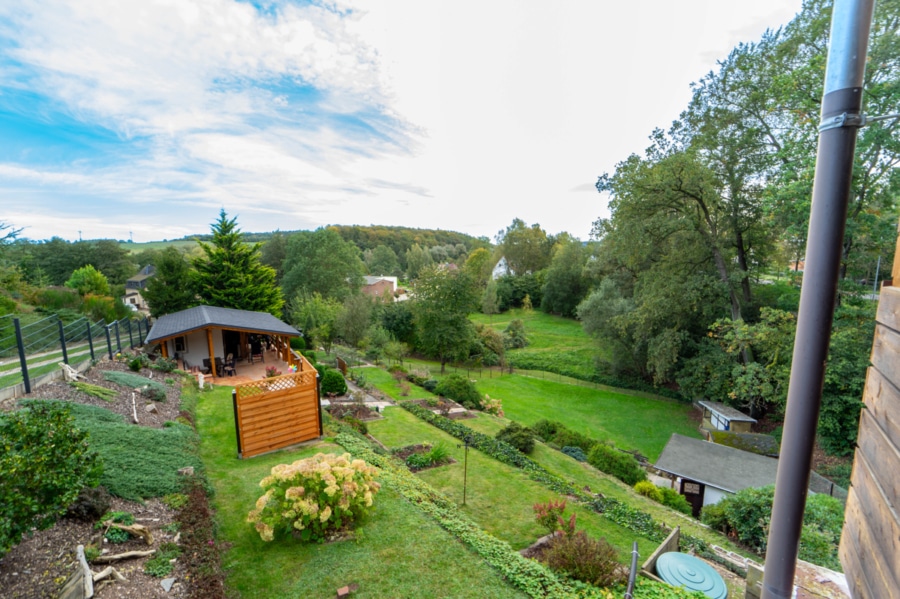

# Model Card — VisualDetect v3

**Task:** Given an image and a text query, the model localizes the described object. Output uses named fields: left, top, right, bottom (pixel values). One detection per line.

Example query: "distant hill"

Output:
left=121, top=225, right=492, bottom=255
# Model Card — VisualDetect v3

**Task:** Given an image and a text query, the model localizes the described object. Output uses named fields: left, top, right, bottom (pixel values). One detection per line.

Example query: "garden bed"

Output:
left=326, top=402, right=383, bottom=422
left=408, top=398, right=476, bottom=420
left=14, top=358, right=182, bottom=428
left=0, top=496, right=185, bottom=599
left=391, top=443, right=456, bottom=472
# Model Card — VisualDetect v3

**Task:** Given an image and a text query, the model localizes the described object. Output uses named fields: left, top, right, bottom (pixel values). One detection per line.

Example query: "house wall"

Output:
left=839, top=282, right=900, bottom=596
left=166, top=329, right=225, bottom=369
left=703, top=486, right=729, bottom=507
left=362, top=279, right=395, bottom=300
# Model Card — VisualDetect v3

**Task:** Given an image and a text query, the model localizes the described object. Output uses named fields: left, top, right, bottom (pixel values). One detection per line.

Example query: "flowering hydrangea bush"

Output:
left=246, top=452, right=381, bottom=542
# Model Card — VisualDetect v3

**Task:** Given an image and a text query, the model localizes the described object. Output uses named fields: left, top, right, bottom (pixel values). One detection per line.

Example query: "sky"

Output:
left=0, top=0, right=804, bottom=244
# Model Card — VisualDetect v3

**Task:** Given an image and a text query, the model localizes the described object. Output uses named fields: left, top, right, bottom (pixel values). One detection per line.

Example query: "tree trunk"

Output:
left=735, top=230, right=753, bottom=307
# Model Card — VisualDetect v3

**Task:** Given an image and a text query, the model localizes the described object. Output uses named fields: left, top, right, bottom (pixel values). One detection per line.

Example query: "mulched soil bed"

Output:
left=0, top=497, right=186, bottom=599
left=391, top=444, right=456, bottom=472
left=13, top=358, right=182, bottom=427
left=0, top=357, right=221, bottom=598
left=407, top=398, right=477, bottom=420
left=327, top=403, right=383, bottom=422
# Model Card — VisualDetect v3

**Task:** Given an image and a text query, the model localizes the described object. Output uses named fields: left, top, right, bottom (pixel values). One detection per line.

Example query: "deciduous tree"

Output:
left=412, top=267, right=478, bottom=373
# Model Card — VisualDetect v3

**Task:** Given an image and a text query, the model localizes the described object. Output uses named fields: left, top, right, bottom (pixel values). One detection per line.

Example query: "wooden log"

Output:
left=92, top=566, right=127, bottom=583
left=107, top=522, right=154, bottom=545
left=91, top=549, right=155, bottom=564
left=79, top=544, right=94, bottom=599
left=131, top=392, right=139, bottom=424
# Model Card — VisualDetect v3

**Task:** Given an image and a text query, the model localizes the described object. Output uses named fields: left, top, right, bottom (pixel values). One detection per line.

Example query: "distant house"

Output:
left=362, top=276, right=406, bottom=301
left=654, top=433, right=830, bottom=516
left=122, top=265, right=156, bottom=312
left=698, top=401, right=757, bottom=433
left=491, top=257, right=508, bottom=280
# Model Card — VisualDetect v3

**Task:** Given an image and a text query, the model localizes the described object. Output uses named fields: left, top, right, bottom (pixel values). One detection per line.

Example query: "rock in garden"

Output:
left=144, top=404, right=158, bottom=413
left=178, top=466, right=194, bottom=476
left=161, top=577, right=176, bottom=592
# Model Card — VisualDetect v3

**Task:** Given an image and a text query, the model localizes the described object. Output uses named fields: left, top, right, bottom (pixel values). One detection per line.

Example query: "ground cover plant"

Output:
left=102, top=369, right=168, bottom=401
left=194, top=385, right=529, bottom=599
left=19, top=399, right=203, bottom=501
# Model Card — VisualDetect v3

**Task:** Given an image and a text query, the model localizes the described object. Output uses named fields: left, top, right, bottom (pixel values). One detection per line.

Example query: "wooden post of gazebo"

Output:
left=207, top=328, right=217, bottom=377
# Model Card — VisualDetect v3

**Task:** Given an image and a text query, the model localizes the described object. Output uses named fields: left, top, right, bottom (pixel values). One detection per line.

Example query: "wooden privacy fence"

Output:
left=232, top=369, right=321, bottom=459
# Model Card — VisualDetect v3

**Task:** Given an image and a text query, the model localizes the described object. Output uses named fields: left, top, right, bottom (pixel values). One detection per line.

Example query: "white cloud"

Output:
left=1, top=0, right=804, bottom=242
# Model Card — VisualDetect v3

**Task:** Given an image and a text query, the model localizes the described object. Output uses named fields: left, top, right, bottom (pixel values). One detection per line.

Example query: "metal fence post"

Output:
left=232, top=389, right=242, bottom=459
left=114, top=320, right=122, bottom=353
left=127, top=320, right=134, bottom=348
left=137, top=318, right=144, bottom=346
left=105, top=325, right=113, bottom=359
left=57, top=317, right=69, bottom=365
left=13, top=318, right=30, bottom=394
left=86, top=320, right=95, bottom=361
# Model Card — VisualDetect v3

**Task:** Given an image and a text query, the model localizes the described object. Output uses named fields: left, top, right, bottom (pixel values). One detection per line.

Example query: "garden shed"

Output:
left=144, top=305, right=301, bottom=378
left=697, top=401, right=757, bottom=433
left=655, top=434, right=782, bottom=517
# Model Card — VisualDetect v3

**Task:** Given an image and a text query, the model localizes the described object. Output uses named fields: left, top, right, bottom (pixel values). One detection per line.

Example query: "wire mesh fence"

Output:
left=0, top=314, right=152, bottom=394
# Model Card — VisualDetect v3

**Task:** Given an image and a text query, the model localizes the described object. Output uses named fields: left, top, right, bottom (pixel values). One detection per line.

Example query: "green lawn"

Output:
left=196, top=386, right=526, bottom=599
left=471, top=309, right=603, bottom=378
left=367, top=407, right=658, bottom=562
left=472, top=375, right=700, bottom=462
left=351, top=365, right=437, bottom=401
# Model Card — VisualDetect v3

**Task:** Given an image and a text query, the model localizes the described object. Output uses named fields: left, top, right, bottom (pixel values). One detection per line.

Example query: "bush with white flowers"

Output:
left=247, top=453, right=380, bottom=542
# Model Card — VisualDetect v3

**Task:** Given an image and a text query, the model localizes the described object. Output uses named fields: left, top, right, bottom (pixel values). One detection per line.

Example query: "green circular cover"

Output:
left=656, top=552, right=727, bottom=599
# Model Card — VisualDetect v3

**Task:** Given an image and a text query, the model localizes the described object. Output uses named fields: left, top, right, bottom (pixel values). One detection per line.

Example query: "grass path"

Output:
left=196, top=385, right=526, bottom=599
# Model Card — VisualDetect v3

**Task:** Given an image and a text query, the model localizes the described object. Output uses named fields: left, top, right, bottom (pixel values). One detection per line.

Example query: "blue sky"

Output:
left=1, top=0, right=802, bottom=243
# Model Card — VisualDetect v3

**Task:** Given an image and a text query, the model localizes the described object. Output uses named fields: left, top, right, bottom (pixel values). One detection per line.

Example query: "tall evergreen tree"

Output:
left=143, top=247, right=198, bottom=317
left=193, top=210, right=283, bottom=316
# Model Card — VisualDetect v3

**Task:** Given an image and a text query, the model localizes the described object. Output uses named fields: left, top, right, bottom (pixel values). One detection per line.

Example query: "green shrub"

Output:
left=321, top=369, right=348, bottom=396
left=700, top=485, right=844, bottom=568
left=495, top=422, right=535, bottom=454
left=0, top=403, right=102, bottom=557
left=343, top=416, right=368, bottom=435
left=533, top=499, right=567, bottom=535
left=162, top=493, right=188, bottom=510
left=434, top=373, right=482, bottom=409
left=145, top=542, right=181, bottom=577
left=634, top=481, right=663, bottom=502
left=658, top=487, right=692, bottom=515
left=405, top=452, right=433, bottom=470
left=247, top=453, right=381, bottom=543
left=153, top=357, right=177, bottom=373
left=560, top=446, right=587, bottom=462
left=502, top=318, right=529, bottom=349
left=290, top=337, right=306, bottom=351
left=551, top=428, right=596, bottom=453
left=302, top=350, right=317, bottom=364
left=543, top=527, right=624, bottom=588
left=422, top=379, right=438, bottom=392
left=700, top=502, right=729, bottom=532
left=97, top=511, right=135, bottom=543
left=586, top=443, right=647, bottom=486
left=531, top=419, right=559, bottom=441
left=128, top=355, right=149, bottom=372
left=427, top=441, right=450, bottom=464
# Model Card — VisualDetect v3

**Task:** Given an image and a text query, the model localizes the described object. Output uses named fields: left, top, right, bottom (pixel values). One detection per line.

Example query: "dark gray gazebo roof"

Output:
left=654, top=433, right=778, bottom=493
left=145, top=305, right=299, bottom=344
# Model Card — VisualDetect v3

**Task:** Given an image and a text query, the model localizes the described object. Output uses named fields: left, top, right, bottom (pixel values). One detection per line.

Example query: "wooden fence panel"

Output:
left=840, top=285, right=900, bottom=597
left=235, top=370, right=321, bottom=458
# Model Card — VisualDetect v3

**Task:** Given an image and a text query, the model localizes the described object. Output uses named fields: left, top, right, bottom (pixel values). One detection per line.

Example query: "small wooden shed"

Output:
left=698, top=401, right=757, bottom=433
